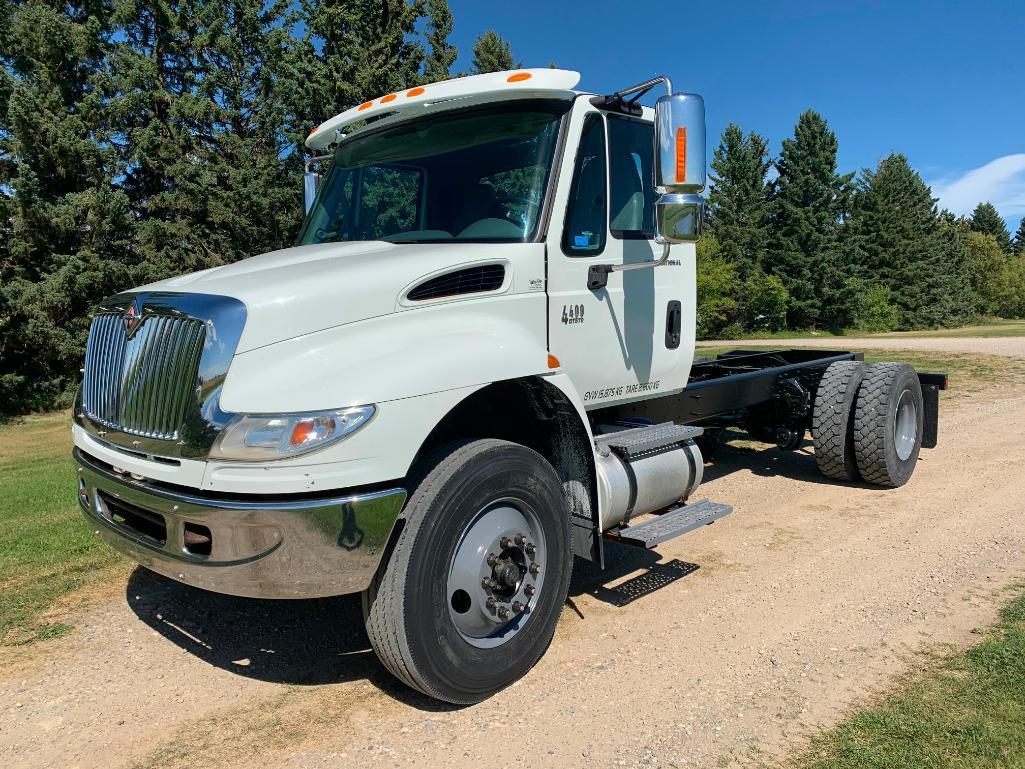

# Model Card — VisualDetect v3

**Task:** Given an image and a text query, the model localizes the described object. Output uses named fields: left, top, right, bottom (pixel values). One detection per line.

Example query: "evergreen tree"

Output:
left=0, top=0, right=136, bottom=413
left=288, top=0, right=426, bottom=148
left=471, top=30, right=517, bottom=74
left=423, top=0, right=456, bottom=82
left=705, top=123, right=770, bottom=281
left=766, top=110, right=857, bottom=329
left=849, top=154, right=973, bottom=328
left=969, top=202, right=1013, bottom=253
left=193, top=0, right=301, bottom=261
left=1013, top=218, right=1025, bottom=255
left=109, top=0, right=219, bottom=280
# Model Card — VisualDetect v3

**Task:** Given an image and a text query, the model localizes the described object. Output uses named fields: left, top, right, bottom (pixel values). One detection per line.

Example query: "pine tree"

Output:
left=109, top=0, right=219, bottom=280
left=0, top=0, right=136, bottom=413
left=288, top=0, right=426, bottom=147
left=705, top=123, right=770, bottom=281
left=849, top=154, right=973, bottom=328
left=471, top=30, right=517, bottom=74
left=423, top=0, right=456, bottom=82
left=969, top=202, right=1013, bottom=253
left=766, top=110, right=856, bottom=329
left=193, top=0, right=301, bottom=261
left=1012, top=218, right=1025, bottom=255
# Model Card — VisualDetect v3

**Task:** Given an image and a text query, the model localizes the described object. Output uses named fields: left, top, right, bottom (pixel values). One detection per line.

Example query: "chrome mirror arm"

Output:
left=587, top=242, right=671, bottom=291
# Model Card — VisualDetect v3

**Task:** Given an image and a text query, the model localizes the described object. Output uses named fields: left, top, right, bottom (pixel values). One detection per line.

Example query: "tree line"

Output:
left=699, top=112, right=1025, bottom=338
left=0, top=0, right=519, bottom=415
left=3, top=2, right=1023, bottom=416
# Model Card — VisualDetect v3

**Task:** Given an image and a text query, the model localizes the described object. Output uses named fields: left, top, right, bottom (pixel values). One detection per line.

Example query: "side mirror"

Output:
left=303, top=155, right=333, bottom=214
left=653, top=93, right=706, bottom=243
left=303, top=171, right=321, bottom=214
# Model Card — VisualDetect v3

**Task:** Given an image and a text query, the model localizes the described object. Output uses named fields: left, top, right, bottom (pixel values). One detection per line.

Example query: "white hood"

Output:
left=138, top=241, right=543, bottom=353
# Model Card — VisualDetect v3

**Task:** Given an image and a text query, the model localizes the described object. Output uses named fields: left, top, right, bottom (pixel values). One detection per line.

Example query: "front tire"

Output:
left=364, top=439, right=572, bottom=704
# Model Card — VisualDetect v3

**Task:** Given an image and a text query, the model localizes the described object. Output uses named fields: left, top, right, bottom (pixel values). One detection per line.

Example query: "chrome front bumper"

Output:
left=74, top=448, right=406, bottom=599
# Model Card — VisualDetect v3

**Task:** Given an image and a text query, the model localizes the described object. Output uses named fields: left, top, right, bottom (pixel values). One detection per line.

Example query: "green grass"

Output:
left=0, top=412, right=123, bottom=645
left=791, top=588, right=1025, bottom=769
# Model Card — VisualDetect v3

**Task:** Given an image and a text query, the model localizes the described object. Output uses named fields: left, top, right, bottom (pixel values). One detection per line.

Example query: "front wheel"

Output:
left=364, top=439, right=572, bottom=704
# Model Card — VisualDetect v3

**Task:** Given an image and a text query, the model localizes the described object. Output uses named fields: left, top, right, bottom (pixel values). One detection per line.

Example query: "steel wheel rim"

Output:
left=893, top=388, right=917, bottom=461
left=446, top=498, right=547, bottom=649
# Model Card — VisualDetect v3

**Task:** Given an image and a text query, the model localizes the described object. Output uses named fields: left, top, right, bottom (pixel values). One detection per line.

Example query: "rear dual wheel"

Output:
left=364, top=439, right=572, bottom=704
left=813, top=361, right=924, bottom=487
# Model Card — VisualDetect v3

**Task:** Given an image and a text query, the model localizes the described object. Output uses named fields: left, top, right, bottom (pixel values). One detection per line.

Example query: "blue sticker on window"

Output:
left=574, top=234, right=590, bottom=247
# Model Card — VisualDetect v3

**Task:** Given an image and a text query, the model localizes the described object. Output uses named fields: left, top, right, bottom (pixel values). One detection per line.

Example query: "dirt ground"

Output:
left=3, top=339, right=1025, bottom=769
left=698, top=335, right=1025, bottom=358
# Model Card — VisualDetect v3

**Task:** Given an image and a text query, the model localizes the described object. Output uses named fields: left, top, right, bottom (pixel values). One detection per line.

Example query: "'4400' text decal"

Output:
left=561, top=304, right=584, bottom=324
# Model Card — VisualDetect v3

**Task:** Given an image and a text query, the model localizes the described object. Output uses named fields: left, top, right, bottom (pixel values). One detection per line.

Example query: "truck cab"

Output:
left=72, top=69, right=938, bottom=704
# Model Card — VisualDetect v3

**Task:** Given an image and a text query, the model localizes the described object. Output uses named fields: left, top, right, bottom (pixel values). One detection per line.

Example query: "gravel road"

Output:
left=698, top=335, right=1025, bottom=357
left=3, top=339, right=1024, bottom=769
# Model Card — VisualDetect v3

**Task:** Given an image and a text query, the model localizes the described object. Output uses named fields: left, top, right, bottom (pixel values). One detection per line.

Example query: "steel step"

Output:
left=596, top=422, right=704, bottom=459
left=613, top=498, right=732, bottom=548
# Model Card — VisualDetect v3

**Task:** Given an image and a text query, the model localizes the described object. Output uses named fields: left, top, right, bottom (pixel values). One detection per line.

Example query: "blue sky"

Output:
left=448, top=0, right=1025, bottom=233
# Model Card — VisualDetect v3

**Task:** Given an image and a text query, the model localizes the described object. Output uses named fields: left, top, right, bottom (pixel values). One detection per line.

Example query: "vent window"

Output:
left=407, top=264, right=505, bottom=301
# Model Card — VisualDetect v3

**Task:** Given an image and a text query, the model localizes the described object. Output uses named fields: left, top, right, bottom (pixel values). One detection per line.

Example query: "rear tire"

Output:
left=852, top=363, right=924, bottom=487
left=364, top=439, right=572, bottom=704
left=812, top=361, right=868, bottom=480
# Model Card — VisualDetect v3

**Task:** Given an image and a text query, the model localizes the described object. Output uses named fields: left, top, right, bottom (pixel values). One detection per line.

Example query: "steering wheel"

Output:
left=494, top=195, right=539, bottom=229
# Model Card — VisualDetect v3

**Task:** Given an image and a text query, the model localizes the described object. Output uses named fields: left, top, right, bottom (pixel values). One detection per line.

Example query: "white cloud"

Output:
left=929, top=154, right=1025, bottom=223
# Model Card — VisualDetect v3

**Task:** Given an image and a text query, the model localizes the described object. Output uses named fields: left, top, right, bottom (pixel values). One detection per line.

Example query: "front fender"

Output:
left=220, top=293, right=549, bottom=413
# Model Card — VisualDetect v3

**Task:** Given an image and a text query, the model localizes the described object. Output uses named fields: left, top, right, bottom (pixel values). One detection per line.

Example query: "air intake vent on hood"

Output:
left=407, top=264, right=505, bottom=301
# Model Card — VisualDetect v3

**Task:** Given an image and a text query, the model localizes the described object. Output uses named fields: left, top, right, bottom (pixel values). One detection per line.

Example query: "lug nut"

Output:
left=482, top=577, right=496, bottom=590
left=512, top=601, right=525, bottom=614
left=486, top=552, right=498, bottom=567
left=497, top=606, right=510, bottom=619
left=514, top=532, right=527, bottom=546
left=486, top=597, right=497, bottom=610
left=500, top=536, right=512, bottom=549
left=524, top=584, right=536, bottom=597
left=529, top=563, right=541, bottom=576
left=525, top=542, right=537, bottom=555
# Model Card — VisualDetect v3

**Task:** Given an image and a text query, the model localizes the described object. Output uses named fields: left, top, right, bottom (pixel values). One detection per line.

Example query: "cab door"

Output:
left=546, top=103, right=695, bottom=410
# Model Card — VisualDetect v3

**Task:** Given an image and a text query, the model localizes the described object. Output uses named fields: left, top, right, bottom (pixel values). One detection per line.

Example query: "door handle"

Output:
left=665, top=300, right=682, bottom=349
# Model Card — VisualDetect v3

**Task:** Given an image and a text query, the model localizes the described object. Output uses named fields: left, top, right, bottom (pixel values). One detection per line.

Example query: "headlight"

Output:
left=210, top=405, right=375, bottom=460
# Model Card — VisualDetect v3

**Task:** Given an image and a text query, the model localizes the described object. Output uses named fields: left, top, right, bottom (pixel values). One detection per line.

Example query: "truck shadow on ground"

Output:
left=125, top=545, right=696, bottom=706
left=124, top=568, right=455, bottom=709
left=123, top=439, right=869, bottom=704
left=702, top=434, right=880, bottom=489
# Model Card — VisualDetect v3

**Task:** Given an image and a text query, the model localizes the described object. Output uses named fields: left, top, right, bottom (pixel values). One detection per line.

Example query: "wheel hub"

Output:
left=893, top=388, right=918, bottom=461
left=446, top=500, right=546, bottom=649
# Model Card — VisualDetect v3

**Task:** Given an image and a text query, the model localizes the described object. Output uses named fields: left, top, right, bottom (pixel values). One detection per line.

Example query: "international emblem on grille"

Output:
left=123, top=298, right=144, bottom=338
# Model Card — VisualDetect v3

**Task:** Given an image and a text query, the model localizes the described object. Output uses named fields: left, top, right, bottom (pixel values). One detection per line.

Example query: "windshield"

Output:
left=297, top=101, right=567, bottom=245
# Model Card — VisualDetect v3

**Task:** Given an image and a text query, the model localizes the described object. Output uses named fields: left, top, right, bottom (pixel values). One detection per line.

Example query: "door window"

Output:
left=562, top=114, right=607, bottom=256
left=607, top=116, right=655, bottom=238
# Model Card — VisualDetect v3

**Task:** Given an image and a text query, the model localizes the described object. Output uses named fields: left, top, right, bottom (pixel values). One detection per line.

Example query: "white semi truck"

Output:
left=72, top=69, right=945, bottom=704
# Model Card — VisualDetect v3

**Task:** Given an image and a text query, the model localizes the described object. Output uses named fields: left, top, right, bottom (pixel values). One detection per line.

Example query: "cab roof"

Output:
left=304, top=68, right=583, bottom=151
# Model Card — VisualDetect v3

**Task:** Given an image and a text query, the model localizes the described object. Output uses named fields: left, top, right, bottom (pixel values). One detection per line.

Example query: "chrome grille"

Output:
left=82, top=313, right=205, bottom=440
